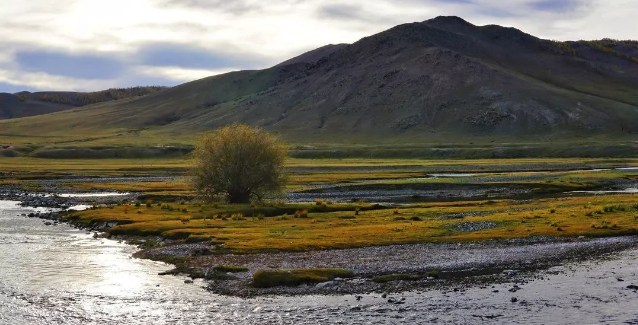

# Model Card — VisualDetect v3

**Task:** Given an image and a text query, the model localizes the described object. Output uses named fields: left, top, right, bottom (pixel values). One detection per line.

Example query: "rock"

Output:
left=315, top=281, right=337, bottom=289
left=617, top=278, right=624, bottom=282
left=503, top=270, right=518, bottom=277
left=508, top=285, right=521, bottom=292
left=356, top=295, right=363, bottom=301
left=184, top=279, right=194, bottom=284
left=381, top=292, right=388, bottom=298
left=44, top=222, right=52, bottom=226
left=511, top=297, right=518, bottom=303
left=627, top=285, right=638, bottom=290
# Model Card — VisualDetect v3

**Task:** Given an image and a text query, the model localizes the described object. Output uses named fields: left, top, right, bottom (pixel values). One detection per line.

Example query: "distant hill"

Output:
left=1, top=16, right=637, bottom=147
left=0, top=87, right=167, bottom=119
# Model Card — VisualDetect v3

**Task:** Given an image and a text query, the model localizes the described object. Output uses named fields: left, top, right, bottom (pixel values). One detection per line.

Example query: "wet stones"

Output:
left=508, top=285, right=522, bottom=292
left=503, top=269, right=518, bottom=277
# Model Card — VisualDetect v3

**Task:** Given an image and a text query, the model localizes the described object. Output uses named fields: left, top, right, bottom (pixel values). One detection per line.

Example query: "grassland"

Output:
left=66, top=194, right=638, bottom=254
left=3, top=156, right=638, bottom=253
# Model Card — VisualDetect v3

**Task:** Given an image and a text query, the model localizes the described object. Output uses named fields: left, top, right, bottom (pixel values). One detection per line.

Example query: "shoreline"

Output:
left=4, top=189, right=638, bottom=298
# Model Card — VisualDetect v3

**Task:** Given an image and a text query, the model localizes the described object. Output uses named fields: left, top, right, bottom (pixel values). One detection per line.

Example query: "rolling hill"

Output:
left=1, top=16, right=637, bottom=155
left=0, top=87, right=167, bottom=120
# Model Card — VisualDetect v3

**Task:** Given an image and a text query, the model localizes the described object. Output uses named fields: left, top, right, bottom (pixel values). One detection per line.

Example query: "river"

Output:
left=1, top=200, right=637, bottom=324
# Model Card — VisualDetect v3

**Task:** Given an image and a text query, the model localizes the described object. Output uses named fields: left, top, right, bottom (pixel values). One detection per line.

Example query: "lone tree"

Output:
left=192, top=124, right=288, bottom=203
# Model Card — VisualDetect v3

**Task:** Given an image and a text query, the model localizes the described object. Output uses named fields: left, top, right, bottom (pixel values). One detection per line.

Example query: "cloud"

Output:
left=159, top=0, right=264, bottom=14
left=0, top=0, right=636, bottom=92
left=317, top=4, right=366, bottom=20
left=15, top=51, right=126, bottom=79
left=0, top=81, right=36, bottom=93
left=135, top=43, right=266, bottom=70
left=529, top=0, right=579, bottom=12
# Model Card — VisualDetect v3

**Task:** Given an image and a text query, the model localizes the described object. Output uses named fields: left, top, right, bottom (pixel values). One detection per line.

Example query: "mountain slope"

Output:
left=0, top=87, right=167, bottom=120
left=1, top=16, right=637, bottom=145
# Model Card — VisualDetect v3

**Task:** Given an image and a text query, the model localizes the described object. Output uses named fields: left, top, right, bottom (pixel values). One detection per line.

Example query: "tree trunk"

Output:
left=229, top=192, right=251, bottom=204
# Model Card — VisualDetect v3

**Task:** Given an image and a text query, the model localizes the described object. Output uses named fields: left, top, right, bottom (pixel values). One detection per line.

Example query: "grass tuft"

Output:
left=252, top=268, right=354, bottom=288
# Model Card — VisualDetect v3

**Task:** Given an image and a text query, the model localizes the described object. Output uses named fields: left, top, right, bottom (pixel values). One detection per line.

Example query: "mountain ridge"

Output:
left=1, top=16, right=637, bottom=146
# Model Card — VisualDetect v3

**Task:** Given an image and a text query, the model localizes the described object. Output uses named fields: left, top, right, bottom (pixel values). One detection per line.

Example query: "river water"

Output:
left=1, top=200, right=638, bottom=324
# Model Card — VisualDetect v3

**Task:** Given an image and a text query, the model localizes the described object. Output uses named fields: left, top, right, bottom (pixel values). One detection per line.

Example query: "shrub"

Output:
left=192, top=124, right=288, bottom=203
left=180, top=215, right=191, bottom=223
left=315, top=199, right=324, bottom=205
left=393, top=208, right=400, bottom=215
left=252, top=268, right=354, bottom=288
left=294, top=209, right=309, bottom=218
left=410, top=216, right=422, bottom=221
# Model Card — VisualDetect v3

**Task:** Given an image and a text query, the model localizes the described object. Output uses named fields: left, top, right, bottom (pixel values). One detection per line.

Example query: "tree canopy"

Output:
left=192, top=124, right=288, bottom=203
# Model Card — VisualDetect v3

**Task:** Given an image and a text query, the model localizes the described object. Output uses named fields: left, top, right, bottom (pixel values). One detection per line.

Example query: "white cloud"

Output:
left=0, top=0, right=636, bottom=92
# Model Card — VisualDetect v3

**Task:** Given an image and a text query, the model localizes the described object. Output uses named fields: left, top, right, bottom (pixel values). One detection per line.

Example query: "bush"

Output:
left=252, top=268, right=354, bottom=288
left=180, top=215, right=191, bottom=223
left=193, top=124, right=288, bottom=203
left=294, top=209, right=309, bottom=218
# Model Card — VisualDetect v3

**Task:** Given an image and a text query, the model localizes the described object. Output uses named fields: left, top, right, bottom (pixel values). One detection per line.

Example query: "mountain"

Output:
left=1, top=16, right=637, bottom=147
left=0, top=87, right=167, bottom=120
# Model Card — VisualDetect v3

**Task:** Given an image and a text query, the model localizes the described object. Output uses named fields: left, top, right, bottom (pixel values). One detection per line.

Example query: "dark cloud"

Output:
left=158, top=0, right=263, bottom=14
left=476, top=6, right=518, bottom=17
left=15, top=51, right=125, bottom=79
left=317, top=4, right=366, bottom=21
left=529, top=0, right=579, bottom=12
left=136, top=43, right=267, bottom=70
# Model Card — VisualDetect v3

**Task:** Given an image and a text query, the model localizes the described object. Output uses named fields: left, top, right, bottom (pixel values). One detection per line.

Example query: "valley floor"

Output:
left=2, top=156, right=638, bottom=295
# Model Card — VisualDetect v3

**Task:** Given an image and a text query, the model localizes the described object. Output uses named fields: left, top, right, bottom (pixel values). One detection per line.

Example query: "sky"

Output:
left=0, top=0, right=636, bottom=92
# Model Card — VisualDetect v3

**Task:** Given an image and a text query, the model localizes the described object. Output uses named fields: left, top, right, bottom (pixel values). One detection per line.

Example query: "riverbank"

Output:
left=6, top=191, right=638, bottom=298
left=2, top=156, right=638, bottom=298
left=3, top=198, right=638, bottom=324
left=139, top=235, right=638, bottom=297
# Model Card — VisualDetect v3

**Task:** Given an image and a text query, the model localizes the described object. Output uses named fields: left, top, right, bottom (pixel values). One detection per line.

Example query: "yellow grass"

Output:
left=68, top=194, right=638, bottom=254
